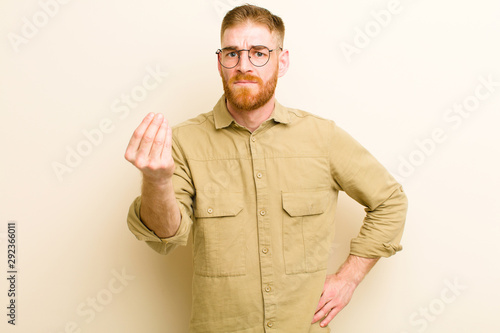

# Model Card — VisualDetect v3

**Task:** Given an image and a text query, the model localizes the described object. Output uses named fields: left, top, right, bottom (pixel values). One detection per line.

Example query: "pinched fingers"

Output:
left=125, top=112, right=155, bottom=163
left=148, top=118, right=175, bottom=174
left=125, top=113, right=175, bottom=178
left=137, top=113, right=165, bottom=161
left=149, top=117, right=168, bottom=159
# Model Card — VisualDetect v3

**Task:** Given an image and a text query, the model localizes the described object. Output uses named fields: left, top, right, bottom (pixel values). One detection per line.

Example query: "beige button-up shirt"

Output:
left=127, top=95, right=408, bottom=332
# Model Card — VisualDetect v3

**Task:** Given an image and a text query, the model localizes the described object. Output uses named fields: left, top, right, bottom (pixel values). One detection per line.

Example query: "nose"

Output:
left=236, top=50, right=253, bottom=73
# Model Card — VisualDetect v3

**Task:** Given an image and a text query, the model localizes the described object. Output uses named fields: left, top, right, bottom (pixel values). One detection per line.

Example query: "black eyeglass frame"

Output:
left=215, top=45, right=283, bottom=69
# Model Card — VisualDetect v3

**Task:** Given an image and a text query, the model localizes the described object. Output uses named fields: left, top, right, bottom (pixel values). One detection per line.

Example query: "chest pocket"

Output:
left=193, top=192, right=245, bottom=277
left=282, top=189, right=333, bottom=274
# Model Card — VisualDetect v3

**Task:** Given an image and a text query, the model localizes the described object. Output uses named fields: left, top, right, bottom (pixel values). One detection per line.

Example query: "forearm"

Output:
left=140, top=177, right=181, bottom=238
left=334, top=254, right=379, bottom=286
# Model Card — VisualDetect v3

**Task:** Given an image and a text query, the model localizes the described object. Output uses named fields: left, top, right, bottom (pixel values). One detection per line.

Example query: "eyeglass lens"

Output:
left=219, top=46, right=271, bottom=68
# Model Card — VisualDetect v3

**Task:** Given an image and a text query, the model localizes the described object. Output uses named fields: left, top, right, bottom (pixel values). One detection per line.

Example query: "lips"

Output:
left=234, top=80, right=258, bottom=84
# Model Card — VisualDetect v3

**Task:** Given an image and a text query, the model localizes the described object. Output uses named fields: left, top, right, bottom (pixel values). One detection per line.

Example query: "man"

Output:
left=125, top=4, right=407, bottom=332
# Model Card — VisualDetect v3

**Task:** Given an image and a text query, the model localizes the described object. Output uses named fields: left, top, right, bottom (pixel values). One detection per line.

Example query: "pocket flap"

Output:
left=282, top=189, right=330, bottom=216
left=194, top=192, right=243, bottom=218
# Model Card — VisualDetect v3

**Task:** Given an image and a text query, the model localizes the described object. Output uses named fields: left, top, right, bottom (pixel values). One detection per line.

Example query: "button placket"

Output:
left=250, top=131, right=276, bottom=329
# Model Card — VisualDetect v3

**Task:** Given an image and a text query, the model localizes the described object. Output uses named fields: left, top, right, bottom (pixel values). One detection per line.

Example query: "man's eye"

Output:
left=255, top=52, right=264, bottom=57
left=227, top=52, right=238, bottom=58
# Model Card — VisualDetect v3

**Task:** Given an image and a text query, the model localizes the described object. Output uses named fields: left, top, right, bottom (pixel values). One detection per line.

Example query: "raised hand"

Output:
left=125, top=113, right=175, bottom=183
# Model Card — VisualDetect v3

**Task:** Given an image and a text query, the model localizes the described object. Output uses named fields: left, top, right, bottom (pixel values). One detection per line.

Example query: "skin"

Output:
left=124, top=112, right=180, bottom=238
left=311, top=255, right=379, bottom=327
left=218, top=22, right=289, bottom=131
left=125, top=21, right=379, bottom=329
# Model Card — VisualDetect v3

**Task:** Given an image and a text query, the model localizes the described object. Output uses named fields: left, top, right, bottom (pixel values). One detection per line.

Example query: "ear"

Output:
left=278, top=49, right=289, bottom=78
left=217, top=54, right=222, bottom=77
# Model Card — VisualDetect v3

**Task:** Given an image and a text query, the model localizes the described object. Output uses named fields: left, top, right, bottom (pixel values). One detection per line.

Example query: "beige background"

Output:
left=1, top=0, right=499, bottom=332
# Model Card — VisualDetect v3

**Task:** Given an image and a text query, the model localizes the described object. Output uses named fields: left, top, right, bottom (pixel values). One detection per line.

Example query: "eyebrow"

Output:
left=221, top=45, right=268, bottom=50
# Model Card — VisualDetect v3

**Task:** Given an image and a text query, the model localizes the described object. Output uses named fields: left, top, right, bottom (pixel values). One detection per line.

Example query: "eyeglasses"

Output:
left=216, top=45, right=282, bottom=69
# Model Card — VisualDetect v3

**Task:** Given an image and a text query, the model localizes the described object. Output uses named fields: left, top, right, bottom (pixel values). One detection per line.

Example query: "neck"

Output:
left=226, top=96, right=275, bottom=132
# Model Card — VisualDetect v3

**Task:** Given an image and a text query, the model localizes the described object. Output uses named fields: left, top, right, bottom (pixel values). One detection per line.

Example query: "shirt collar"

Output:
left=213, top=95, right=291, bottom=130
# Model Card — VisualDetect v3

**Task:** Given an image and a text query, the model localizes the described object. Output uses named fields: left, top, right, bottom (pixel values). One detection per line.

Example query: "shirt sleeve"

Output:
left=126, top=128, right=195, bottom=255
left=328, top=122, right=408, bottom=258
left=126, top=196, right=193, bottom=255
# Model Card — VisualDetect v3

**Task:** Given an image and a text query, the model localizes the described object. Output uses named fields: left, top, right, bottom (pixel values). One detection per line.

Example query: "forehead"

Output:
left=221, top=22, right=275, bottom=48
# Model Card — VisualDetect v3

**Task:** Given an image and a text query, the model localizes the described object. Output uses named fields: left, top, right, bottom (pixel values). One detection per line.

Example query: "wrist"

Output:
left=142, top=174, right=173, bottom=187
left=334, top=255, right=379, bottom=287
left=333, top=269, right=362, bottom=288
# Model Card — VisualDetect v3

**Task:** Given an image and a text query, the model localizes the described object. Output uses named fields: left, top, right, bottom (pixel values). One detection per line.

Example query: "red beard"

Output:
left=222, top=68, right=278, bottom=111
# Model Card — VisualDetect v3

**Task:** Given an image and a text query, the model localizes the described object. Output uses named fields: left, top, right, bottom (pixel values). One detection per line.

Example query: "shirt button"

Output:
left=265, top=286, right=271, bottom=292
left=207, top=208, right=213, bottom=214
left=267, top=321, right=273, bottom=328
left=256, top=172, right=262, bottom=179
left=262, top=247, right=269, bottom=254
left=251, top=137, right=256, bottom=142
left=260, top=210, right=266, bottom=216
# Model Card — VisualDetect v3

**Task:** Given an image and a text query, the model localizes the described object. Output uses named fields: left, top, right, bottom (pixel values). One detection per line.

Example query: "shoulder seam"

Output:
left=287, top=108, right=333, bottom=123
left=173, top=112, right=214, bottom=131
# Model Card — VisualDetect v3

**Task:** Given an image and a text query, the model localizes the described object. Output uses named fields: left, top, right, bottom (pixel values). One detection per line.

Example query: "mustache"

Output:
left=228, top=74, right=263, bottom=84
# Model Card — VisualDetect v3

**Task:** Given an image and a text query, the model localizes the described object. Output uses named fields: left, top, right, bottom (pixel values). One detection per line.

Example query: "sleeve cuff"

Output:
left=126, top=196, right=192, bottom=254
left=349, top=238, right=403, bottom=258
